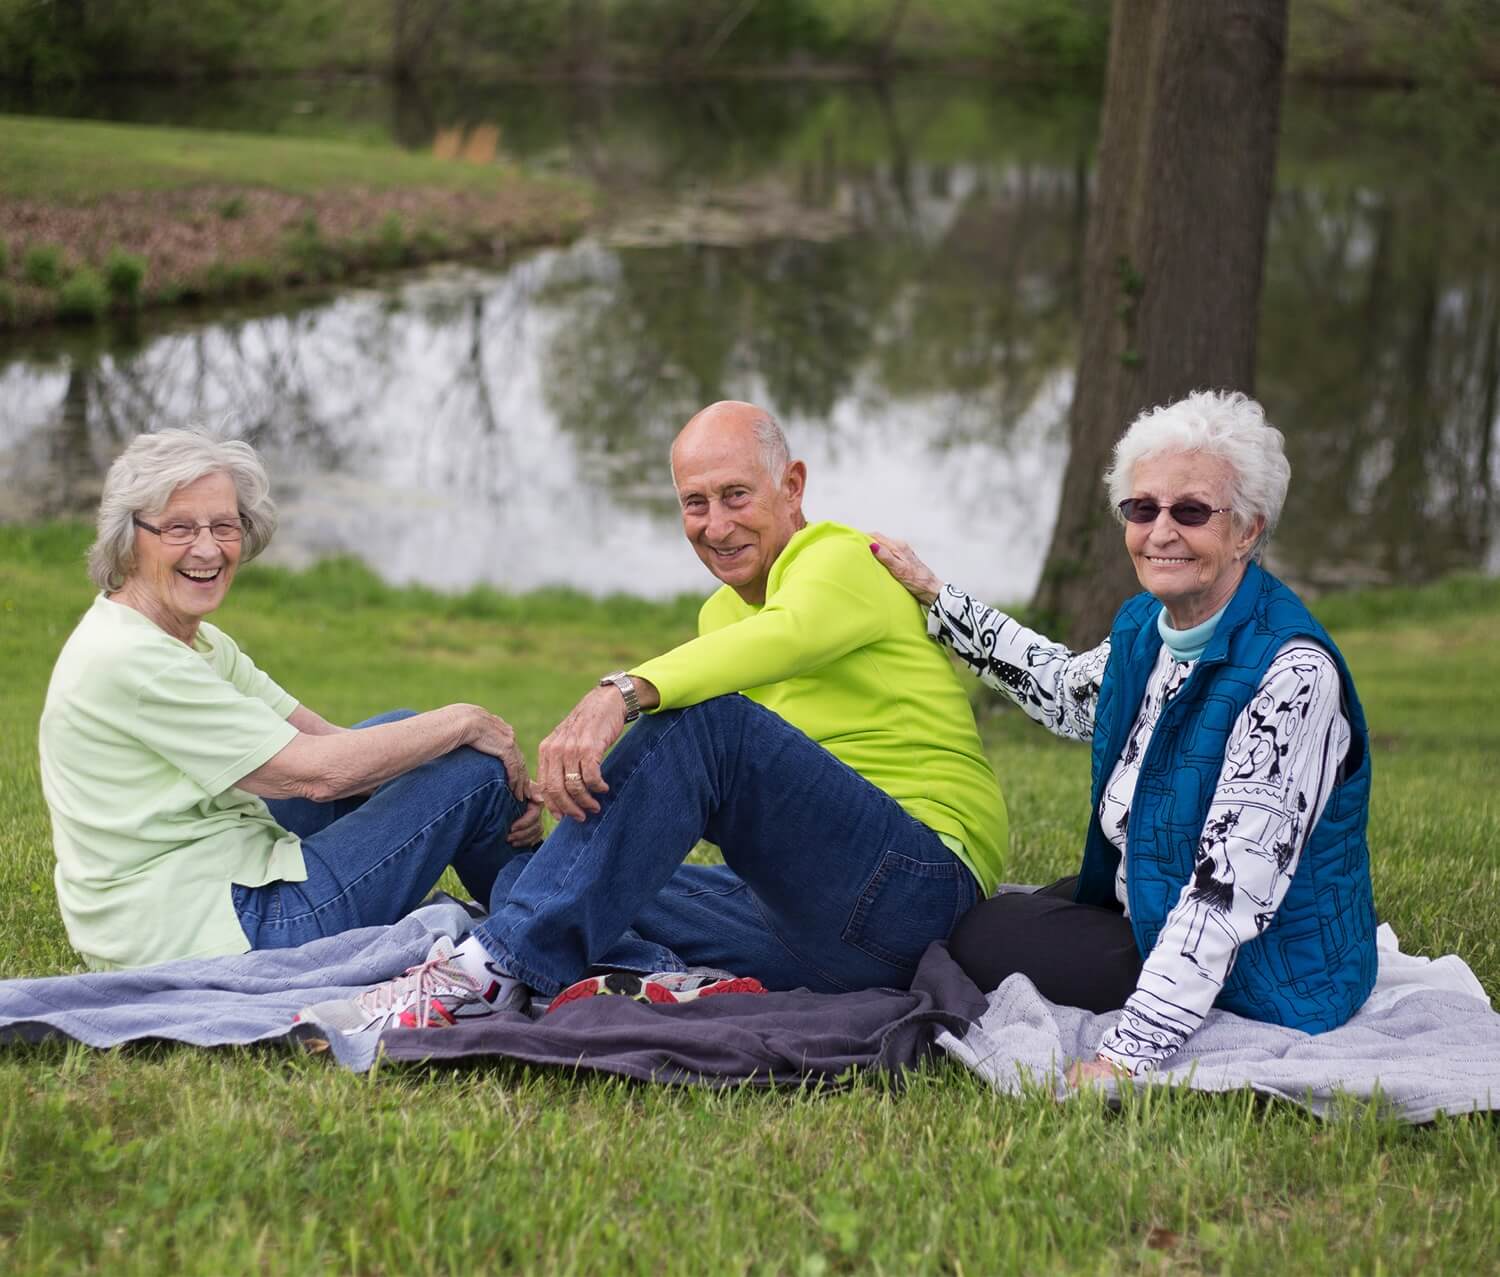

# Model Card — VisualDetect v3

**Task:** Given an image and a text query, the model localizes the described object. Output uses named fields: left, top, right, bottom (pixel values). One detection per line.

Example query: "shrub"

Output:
left=0, top=281, right=16, bottom=324
left=56, top=268, right=108, bottom=322
left=0, top=238, right=9, bottom=275
left=411, top=224, right=453, bottom=258
left=284, top=213, right=345, bottom=281
left=204, top=258, right=276, bottom=298
left=23, top=244, right=65, bottom=288
left=104, top=249, right=147, bottom=304
left=374, top=213, right=408, bottom=268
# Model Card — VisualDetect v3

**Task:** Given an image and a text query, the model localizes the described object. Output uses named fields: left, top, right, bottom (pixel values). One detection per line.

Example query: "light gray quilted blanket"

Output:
left=0, top=899, right=474, bottom=1072
left=939, top=925, right=1500, bottom=1122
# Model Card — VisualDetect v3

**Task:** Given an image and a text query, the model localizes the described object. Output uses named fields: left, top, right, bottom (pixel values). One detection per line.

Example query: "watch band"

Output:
left=599, top=670, right=641, bottom=723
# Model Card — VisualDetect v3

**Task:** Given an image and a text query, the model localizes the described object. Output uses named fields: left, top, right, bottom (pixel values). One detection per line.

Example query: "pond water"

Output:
left=2, top=79, right=1497, bottom=600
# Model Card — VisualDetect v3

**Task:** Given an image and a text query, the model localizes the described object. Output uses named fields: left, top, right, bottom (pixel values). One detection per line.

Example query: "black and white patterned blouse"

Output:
left=928, top=585, right=1351, bottom=1075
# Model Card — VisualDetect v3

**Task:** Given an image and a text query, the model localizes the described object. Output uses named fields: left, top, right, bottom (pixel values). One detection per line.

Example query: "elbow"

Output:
left=290, top=772, right=345, bottom=804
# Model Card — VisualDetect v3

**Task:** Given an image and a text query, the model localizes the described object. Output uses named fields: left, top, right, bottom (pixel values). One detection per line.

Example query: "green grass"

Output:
left=0, top=115, right=545, bottom=203
left=1, top=524, right=1498, bottom=1275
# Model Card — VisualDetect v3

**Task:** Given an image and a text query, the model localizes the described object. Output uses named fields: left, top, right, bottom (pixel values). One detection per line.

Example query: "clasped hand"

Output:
left=456, top=704, right=545, bottom=847
left=531, top=686, right=625, bottom=822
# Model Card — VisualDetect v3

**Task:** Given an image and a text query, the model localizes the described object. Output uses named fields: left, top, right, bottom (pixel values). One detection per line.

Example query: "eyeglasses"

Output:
left=133, top=515, right=246, bottom=545
left=1117, top=498, right=1232, bottom=528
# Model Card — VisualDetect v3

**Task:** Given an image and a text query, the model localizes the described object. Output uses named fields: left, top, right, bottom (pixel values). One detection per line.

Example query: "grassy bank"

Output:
left=0, top=116, right=593, bottom=329
left=1, top=524, right=1498, bottom=1274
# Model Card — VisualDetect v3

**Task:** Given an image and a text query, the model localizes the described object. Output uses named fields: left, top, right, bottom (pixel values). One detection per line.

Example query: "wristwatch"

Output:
left=599, top=670, right=641, bottom=723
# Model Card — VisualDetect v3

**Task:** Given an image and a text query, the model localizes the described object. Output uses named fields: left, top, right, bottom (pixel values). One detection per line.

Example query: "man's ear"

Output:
left=783, top=459, right=807, bottom=506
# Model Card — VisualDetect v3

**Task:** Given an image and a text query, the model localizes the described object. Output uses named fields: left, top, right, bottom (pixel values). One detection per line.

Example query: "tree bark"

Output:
left=1032, top=0, right=1289, bottom=644
left=392, top=0, right=454, bottom=83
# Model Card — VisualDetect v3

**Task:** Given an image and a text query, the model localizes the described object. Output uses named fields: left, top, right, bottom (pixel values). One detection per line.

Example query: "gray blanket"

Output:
left=0, top=900, right=477, bottom=1071
left=5, top=909, right=1496, bottom=1118
left=369, top=946, right=988, bottom=1085
left=0, top=900, right=988, bottom=1082
left=940, top=925, right=1500, bottom=1123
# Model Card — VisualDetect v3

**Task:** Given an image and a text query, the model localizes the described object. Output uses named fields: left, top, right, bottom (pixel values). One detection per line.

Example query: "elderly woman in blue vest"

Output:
left=871, top=390, right=1376, bottom=1084
left=39, top=428, right=541, bottom=972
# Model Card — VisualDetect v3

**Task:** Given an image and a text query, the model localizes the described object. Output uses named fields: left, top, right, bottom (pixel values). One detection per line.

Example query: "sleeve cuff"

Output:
left=926, top=584, right=964, bottom=640
left=201, top=718, right=299, bottom=796
left=1094, top=1041, right=1157, bottom=1078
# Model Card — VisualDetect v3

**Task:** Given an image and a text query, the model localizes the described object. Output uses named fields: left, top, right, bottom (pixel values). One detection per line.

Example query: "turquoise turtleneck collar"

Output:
left=1157, top=600, right=1230, bottom=663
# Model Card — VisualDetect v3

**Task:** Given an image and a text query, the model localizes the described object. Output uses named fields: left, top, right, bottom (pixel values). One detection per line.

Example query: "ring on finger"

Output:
left=564, top=771, right=583, bottom=783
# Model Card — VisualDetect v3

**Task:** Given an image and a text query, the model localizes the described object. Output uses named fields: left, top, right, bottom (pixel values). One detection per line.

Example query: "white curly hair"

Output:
left=1104, top=390, right=1290, bottom=561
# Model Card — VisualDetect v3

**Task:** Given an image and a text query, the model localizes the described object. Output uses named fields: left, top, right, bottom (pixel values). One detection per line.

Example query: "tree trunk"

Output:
left=1032, top=0, right=1289, bottom=644
left=392, top=0, right=453, bottom=83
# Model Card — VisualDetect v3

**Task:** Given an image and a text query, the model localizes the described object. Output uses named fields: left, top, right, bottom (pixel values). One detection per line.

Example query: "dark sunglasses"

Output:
left=1117, top=498, right=1232, bottom=528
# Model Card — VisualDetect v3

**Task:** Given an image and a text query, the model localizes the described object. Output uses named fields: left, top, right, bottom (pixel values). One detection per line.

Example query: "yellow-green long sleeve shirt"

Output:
left=630, top=521, right=1007, bottom=893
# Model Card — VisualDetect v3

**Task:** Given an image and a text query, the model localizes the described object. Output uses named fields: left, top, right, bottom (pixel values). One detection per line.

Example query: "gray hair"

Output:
left=750, top=411, right=790, bottom=485
left=1104, top=390, right=1290, bottom=561
left=88, top=428, right=278, bottom=592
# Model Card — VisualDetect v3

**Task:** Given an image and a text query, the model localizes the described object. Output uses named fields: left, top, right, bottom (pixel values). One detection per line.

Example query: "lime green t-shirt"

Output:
left=630, top=521, right=1008, bottom=893
left=38, top=595, right=306, bottom=971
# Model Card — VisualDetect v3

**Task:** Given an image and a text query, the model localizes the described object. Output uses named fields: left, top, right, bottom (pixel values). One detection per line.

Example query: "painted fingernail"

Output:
left=869, top=542, right=880, bottom=553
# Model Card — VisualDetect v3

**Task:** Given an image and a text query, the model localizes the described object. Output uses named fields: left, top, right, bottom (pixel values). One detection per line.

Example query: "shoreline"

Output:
left=0, top=115, right=595, bottom=332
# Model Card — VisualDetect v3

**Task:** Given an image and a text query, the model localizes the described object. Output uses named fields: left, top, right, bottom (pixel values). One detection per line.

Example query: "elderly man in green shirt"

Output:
left=302, top=401, right=1007, bottom=1032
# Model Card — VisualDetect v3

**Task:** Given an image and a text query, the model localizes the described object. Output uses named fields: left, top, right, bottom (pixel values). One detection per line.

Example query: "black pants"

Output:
left=947, top=876, right=1144, bottom=1013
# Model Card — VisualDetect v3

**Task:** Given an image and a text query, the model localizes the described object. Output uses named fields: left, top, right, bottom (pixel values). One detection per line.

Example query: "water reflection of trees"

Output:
left=537, top=236, right=898, bottom=503
left=1, top=300, right=392, bottom=517
left=536, top=159, right=1087, bottom=498
left=3, top=83, right=1497, bottom=594
left=1260, top=183, right=1500, bottom=589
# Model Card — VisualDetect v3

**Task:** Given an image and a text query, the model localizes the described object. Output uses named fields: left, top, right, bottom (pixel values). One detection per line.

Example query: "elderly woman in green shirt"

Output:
left=38, top=429, right=540, bottom=972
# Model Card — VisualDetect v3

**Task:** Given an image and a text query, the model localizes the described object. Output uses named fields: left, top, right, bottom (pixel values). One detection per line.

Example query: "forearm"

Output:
left=1097, top=646, right=1349, bottom=1075
left=1097, top=856, right=1288, bottom=1075
left=238, top=705, right=474, bottom=802
left=631, top=676, right=660, bottom=711
left=286, top=704, right=346, bottom=736
left=927, top=585, right=1105, bottom=741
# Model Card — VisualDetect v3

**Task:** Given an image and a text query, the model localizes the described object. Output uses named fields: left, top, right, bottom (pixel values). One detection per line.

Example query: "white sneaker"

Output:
left=295, top=937, right=526, bottom=1035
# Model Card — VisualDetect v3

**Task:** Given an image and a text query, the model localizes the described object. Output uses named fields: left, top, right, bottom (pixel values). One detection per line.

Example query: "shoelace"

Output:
left=355, top=952, right=478, bottom=1027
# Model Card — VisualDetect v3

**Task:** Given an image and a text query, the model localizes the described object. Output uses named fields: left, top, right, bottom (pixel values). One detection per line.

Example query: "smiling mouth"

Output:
left=709, top=546, right=749, bottom=560
left=1145, top=556, right=1194, bottom=565
left=178, top=567, right=223, bottom=583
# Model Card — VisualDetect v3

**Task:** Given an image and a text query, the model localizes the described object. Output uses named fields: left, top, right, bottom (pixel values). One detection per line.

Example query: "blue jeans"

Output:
left=233, top=710, right=523, bottom=950
left=473, top=695, right=979, bottom=995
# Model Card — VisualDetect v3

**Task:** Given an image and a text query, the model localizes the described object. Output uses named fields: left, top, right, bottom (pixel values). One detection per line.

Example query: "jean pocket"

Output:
left=842, top=851, right=975, bottom=971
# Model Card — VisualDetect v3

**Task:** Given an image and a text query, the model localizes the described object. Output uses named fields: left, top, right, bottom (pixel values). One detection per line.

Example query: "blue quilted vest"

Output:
left=1074, top=562, right=1378, bottom=1031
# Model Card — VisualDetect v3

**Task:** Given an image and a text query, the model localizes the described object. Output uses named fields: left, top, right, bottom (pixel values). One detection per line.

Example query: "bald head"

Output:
left=671, top=401, right=789, bottom=489
left=669, top=401, right=807, bottom=605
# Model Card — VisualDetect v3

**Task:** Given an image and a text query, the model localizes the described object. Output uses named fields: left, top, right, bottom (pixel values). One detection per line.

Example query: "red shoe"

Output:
left=546, top=970, right=766, bottom=1014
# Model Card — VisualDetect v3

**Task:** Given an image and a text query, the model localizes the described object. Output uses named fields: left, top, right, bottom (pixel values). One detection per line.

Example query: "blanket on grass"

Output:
left=939, top=924, right=1500, bottom=1123
left=2, top=906, right=1495, bottom=1120
left=0, top=899, right=987, bottom=1081
left=0, top=900, right=478, bottom=1071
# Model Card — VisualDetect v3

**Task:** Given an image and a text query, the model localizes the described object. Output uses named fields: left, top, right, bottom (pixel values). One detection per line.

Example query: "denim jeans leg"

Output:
left=236, top=743, right=522, bottom=950
left=486, top=853, right=686, bottom=976
left=473, top=695, right=977, bottom=995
